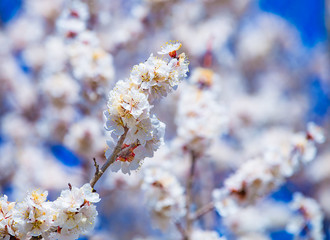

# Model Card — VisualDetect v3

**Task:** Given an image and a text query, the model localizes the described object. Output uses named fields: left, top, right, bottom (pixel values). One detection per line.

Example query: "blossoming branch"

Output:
left=0, top=41, right=189, bottom=240
left=90, top=41, right=189, bottom=186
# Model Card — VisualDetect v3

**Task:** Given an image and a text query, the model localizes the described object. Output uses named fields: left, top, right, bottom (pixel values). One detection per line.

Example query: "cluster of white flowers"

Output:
left=56, top=0, right=115, bottom=102
left=64, top=117, right=105, bottom=159
left=104, top=41, right=189, bottom=174
left=56, top=0, right=89, bottom=39
left=212, top=123, right=325, bottom=216
left=0, top=184, right=100, bottom=240
left=41, top=73, right=80, bottom=109
left=286, top=193, right=324, bottom=240
left=175, top=67, right=227, bottom=154
left=222, top=200, right=292, bottom=238
left=142, top=167, right=186, bottom=230
left=68, top=32, right=115, bottom=89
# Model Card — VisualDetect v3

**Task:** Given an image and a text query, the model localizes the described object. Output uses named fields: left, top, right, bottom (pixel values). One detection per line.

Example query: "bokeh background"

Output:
left=0, top=0, right=329, bottom=239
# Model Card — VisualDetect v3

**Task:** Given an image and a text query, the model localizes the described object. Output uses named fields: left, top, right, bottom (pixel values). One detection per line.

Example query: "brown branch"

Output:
left=175, top=221, right=187, bottom=240
left=93, top=158, right=100, bottom=175
left=184, top=150, right=198, bottom=240
left=89, top=127, right=128, bottom=188
left=190, top=202, right=215, bottom=221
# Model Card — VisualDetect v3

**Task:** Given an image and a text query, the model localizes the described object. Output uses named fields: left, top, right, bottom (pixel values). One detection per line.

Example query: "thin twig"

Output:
left=190, top=202, right=215, bottom=221
left=93, top=158, right=99, bottom=175
left=184, top=150, right=197, bottom=240
left=175, top=221, right=187, bottom=240
left=89, top=127, right=128, bottom=188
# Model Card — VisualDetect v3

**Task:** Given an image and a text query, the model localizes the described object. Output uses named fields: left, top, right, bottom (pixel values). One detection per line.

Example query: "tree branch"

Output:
left=190, top=202, right=215, bottom=221
left=93, top=157, right=100, bottom=175
left=184, top=150, right=198, bottom=240
left=175, top=221, right=187, bottom=240
left=89, top=127, right=128, bottom=188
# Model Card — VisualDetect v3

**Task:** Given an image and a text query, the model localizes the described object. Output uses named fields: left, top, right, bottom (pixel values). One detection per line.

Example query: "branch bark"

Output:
left=184, top=150, right=197, bottom=240
left=89, top=127, right=128, bottom=188
left=175, top=221, right=187, bottom=240
left=190, top=202, right=215, bottom=221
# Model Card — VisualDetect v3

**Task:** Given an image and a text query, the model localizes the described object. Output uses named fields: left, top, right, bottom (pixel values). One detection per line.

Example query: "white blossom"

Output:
left=64, top=117, right=105, bottom=158
left=213, top=124, right=325, bottom=216
left=13, top=190, right=54, bottom=239
left=157, top=41, right=182, bottom=55
left=307, top=122, right=325, bottom=144
left=56, top=0, right=89, bottom=38
left=0, top=196, right=16, bottom=238
left=68, top=36, right=115, bottom=83
left=0, top=184, right=100, bottom=240
left=175, top=71, right=227, bottom=154
left=42, top=73, right=80, bottom=107
left=142, top=168, right=186, bottom=231
left=104, top=42, right=188, bottom=174
left=286, top=193, right=324, bottom=240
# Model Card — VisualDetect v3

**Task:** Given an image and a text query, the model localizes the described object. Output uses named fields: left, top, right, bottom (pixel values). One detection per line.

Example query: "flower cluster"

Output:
left=104, top=41, right=189, bottom=174
left=222, top=200, right=292, bottom=238
left=0, top=184, right=100, bottom=240
left=68, top=32, right=115, bottom=90
left=56, top=0, right=115, bottom=103
left=175, top=67, right=227, bottom=154
left=212, top=123, right=325, bottom=216
left=142, top=167, right=186, bottom=230
left=64, top=117, right=105, bottom=159
left=57, top=0, right=89, bottom=39
left=41, top=73, right=80, bottom=109
left=286, top=193, right=324, bottom=240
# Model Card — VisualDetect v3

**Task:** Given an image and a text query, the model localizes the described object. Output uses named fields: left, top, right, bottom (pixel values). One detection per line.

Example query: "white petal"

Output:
left=121, top=162, right=130, bottom=174
left=129, top=159, right=140, bottom=171
left=110, top=161, right=121, bottom=172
